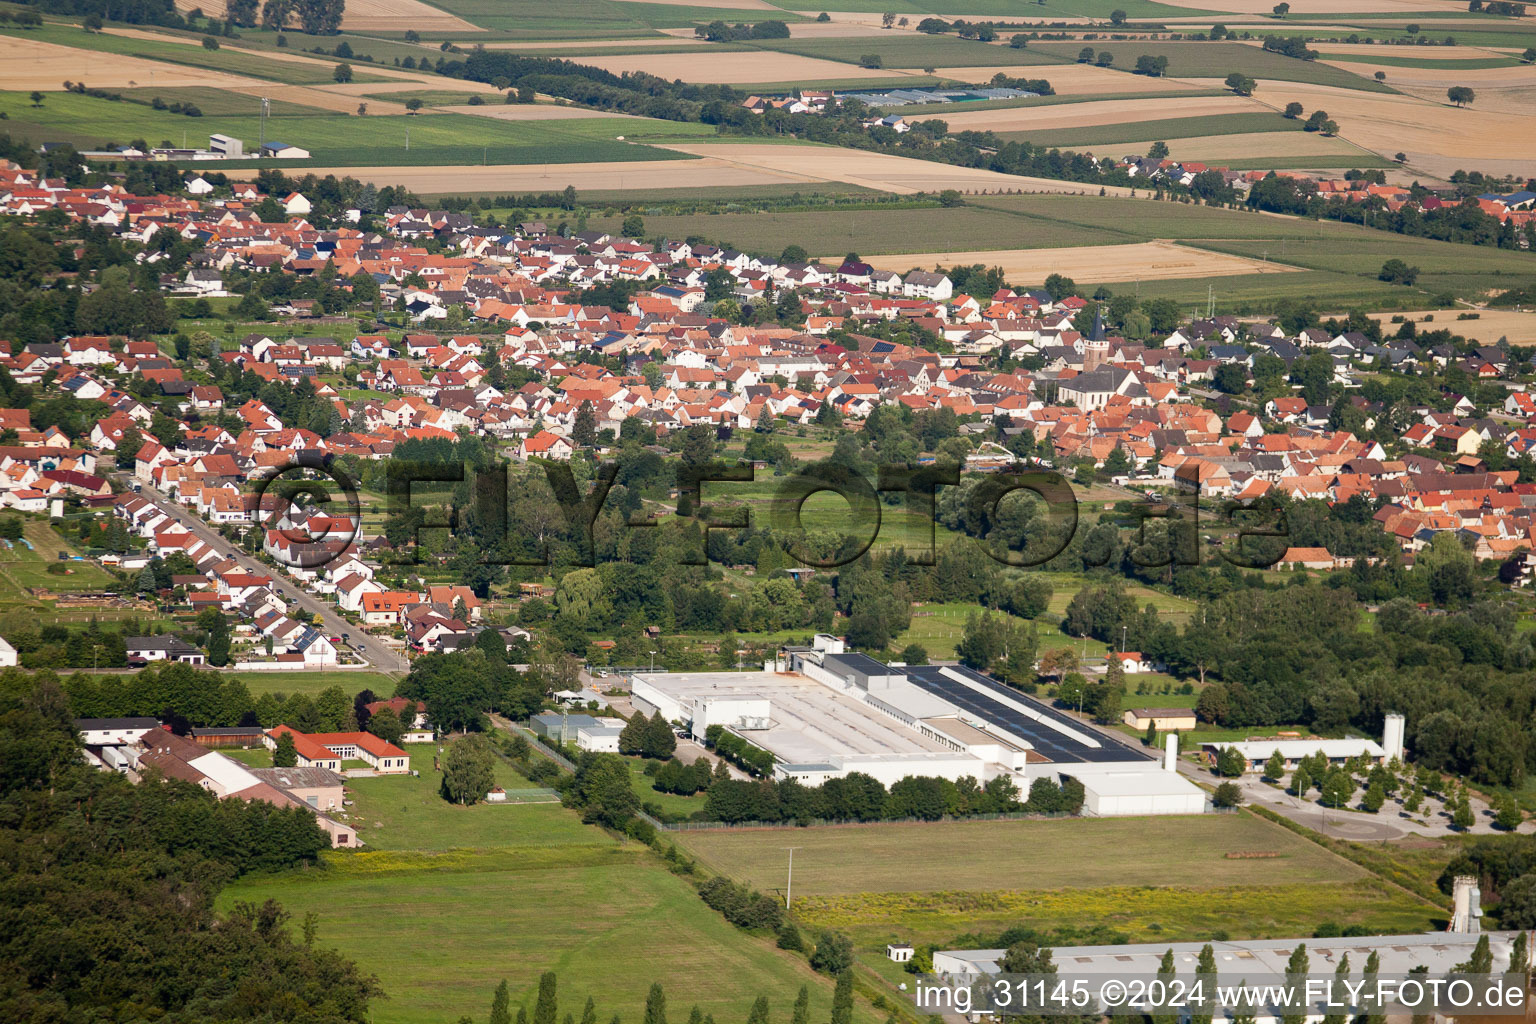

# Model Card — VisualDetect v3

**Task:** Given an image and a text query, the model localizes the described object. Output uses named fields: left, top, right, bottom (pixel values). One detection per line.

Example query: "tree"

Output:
left=1283, top=101, right=1304, bottom=118
left=406, top=98, right=424, bottom=112
left=881, top=11, right=895, bottom=26
left=1078, top=46, right=1095, bottom=62
left=792, top=986, right=810, bottom=1024
left=334, top=62, right=353, bottom=83
left=29, top=91, right=43, bottom=107
left=572, top=401, right=597, bottom=448
left=830, top=972, right=853, bottom=1024
left=780, top=244, right=808, bottom=263
left=274, top=731, right=298, bottom=766
left=367, top=706, right=403, bottom=745
left=1453, top=797, right=1475, bottom=830
left=1213, top=781, right=1243, bottom=808
left=1379, top=258, right=1419, bottom=285
left=621, top=214, right=645, bottom=238
left=491, top=981, right=513, bottom=1024
left=1375, top=70, right=1387, bottom=82
left=811, top=931, right=854, bottom=975
left=1263, top=750, right=1286, bottom=782
left=1217, top=747, right=1246, bottom=778
left=1280, top=945, right=1310, bottom=1024
left=534, top=972, right=559, bottom=1024
left=1361, top=780, right=1385, bottom=813
left=644, top=983, right=667, bottom=1024
left=1523, top=47, right=1536, bottom=64
left=1147, top=140, right=1170, bottom=160
left=1447, top=86, right=1475, bottom=106
left=202, top=34, right=220, bottom=49
left=1224, top=72, right=1256, bottom=96
left=1273, top=1, right=1290, bottom=14
left=1496, top=793, right=1523, bottom=831
left=1110, top=7, right=1127, bottom=22
left=441, top=733, right=496, bottom=804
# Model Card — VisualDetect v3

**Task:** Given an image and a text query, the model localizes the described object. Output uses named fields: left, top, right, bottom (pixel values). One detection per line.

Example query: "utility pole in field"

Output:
left=783, top=847, right=801, bottom=909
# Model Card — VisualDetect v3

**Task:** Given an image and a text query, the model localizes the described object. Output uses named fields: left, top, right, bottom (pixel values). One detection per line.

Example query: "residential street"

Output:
left=120, top=476, right=405, bottom=678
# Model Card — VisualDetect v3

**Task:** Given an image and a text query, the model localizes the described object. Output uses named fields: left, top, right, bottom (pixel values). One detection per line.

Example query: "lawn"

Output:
left=1002, top=112, right=1303, bottom=149
left=219, top=846, right=878, bottom=1024
left=629, top=758, right=710, bottom=819
left=1025, top=41, right=1393, bottom=92
left=0, top=91, right=705, bottom=166
left=894, top=601, right=1035, bottom=661
left=337, top=743, right=587, bottom=850
left=231, top=669, right=399, bottom=697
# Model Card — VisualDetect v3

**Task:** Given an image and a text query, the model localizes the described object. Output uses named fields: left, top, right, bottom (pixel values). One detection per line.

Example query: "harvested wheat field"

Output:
left=614, top=0, right=774, bottom=7
left=860, top=241, right=1301, bottom=285
left=1323, top=60, right=1536, bottom=116
left=0, top=36, right=247, bottom=89
left=573, top=51, right=918, bottom=85
left=915, top=94, right=1266, bottom=133
left=1239, top=79, right=1536, bottom=179
left=936, top=63, right=1201, bottom=93
left=1367, top=309, right=1536, bottom=345
left=174, top=0, right=475, bottom=31
left=225, top=83, right=414, bottom=115
left=1315, top=43, right=1520, bottom=59
left=660, top=141, right=1139, bottom=195
left=1162, top=130, right=1368, bottom=161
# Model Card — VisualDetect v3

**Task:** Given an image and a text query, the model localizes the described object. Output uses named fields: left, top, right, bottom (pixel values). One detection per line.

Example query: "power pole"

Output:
left=259, top=96, right=269, bottom=153
left=783, top=846, right=801, bottom=909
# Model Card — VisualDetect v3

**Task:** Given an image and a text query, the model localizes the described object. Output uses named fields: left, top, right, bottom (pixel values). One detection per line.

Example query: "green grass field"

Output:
left=231, top=669, right=399, bottom=697
left=0, top=91, right=707, bottom=165
left=1316, top=52, right=1523, bottom=70
left=1002, top=111, right=1302, bottom=149
left=220, top=846, right=877, bottom=1024
left=1025, top=41, right=1392, bottom=92
left=758, top=0, right=1218, bottom=16
left=337, top=743, right=587, bottom=850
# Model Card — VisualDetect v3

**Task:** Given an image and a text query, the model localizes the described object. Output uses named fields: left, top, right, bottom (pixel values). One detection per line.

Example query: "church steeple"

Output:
left=1084, top=307, right=1109, bottom=372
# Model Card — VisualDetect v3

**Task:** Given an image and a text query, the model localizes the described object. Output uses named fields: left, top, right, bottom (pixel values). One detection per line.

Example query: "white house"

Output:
left=282, top=191, right=312, bottom=216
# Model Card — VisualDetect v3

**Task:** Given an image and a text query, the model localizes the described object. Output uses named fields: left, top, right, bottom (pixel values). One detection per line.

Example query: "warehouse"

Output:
left=633, top=646, right=1208, bottom=814
left=1200, top=715, right=1404, bottom=774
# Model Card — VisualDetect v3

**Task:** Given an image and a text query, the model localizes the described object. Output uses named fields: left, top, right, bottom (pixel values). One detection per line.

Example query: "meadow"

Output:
left=0, top=91, right=705, bottom=165
left=220, top=843, right=878, bottom=1024
left=231, top=668, right=400, bottom=696
left=419, top=0, right=802, bottom=36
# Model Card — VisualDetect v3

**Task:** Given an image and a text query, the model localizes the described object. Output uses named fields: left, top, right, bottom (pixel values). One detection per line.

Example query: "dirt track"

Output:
left=858, top=241, right=1303, bottom=284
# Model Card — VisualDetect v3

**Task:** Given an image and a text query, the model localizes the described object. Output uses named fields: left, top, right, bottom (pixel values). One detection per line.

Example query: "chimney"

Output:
left=1164, top=732, right=1178, bottom=772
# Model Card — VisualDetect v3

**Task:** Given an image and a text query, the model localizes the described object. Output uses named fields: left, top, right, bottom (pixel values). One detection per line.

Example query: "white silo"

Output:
left=1382, top=713, right=1406, bottom=762
left=1164, top=732, right=1178, bottom=772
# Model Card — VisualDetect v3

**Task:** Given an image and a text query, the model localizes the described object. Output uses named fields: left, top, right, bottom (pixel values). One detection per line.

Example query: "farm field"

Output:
left=1239, top=79, right=1536, bottom=179
left=859, top=241, right=1301, bottom=285
left=996, top=111, right=1301, bottom=147
left=1025, top=40, right=1395, bottom=91
left=1321, top=58, right=1536, bottom=116
left=678, top=813, right=1364, bottom=896
left=176, top=0, right=478, bottom=32
left=1157, top=130, right=1369, bottom=162
left=592, top=206, right=1129, bottom=257
left=1365, top=308, right=1536, bottom=346
left=920, top=94, right=1269, bottom=134
left=0, top=91, right=697, bottom=165
left=219, top=845, right=876, bottom=1024
left=571, top=49, right=930, bottom=84
left=933, top=64, right=1214, bottom=93
left=0, top=29, right=253, bottom=90
left=748, top=34, right=1072, bottom=68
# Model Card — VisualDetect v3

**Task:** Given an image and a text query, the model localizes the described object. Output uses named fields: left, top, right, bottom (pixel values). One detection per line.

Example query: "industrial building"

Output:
left=630, top=639, right=1206, bottom=816
left=1201, top=714, right=1405, bottom=774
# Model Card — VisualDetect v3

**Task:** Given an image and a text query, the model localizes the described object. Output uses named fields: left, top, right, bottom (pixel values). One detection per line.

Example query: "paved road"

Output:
left=121, top=476, right=404, bottom=679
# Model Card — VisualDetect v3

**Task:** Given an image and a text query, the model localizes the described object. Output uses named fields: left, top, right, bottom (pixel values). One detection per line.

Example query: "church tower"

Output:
left=1083, top=308, right=1110, bottom=373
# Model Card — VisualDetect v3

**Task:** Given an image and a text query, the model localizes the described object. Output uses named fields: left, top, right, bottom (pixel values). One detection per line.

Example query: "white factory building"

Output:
left=931, top=881, right=1508, bottom=1024
left=630, top=637, right=1206, bottom=816
left=1200, top=714, right=1405, bottom=774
